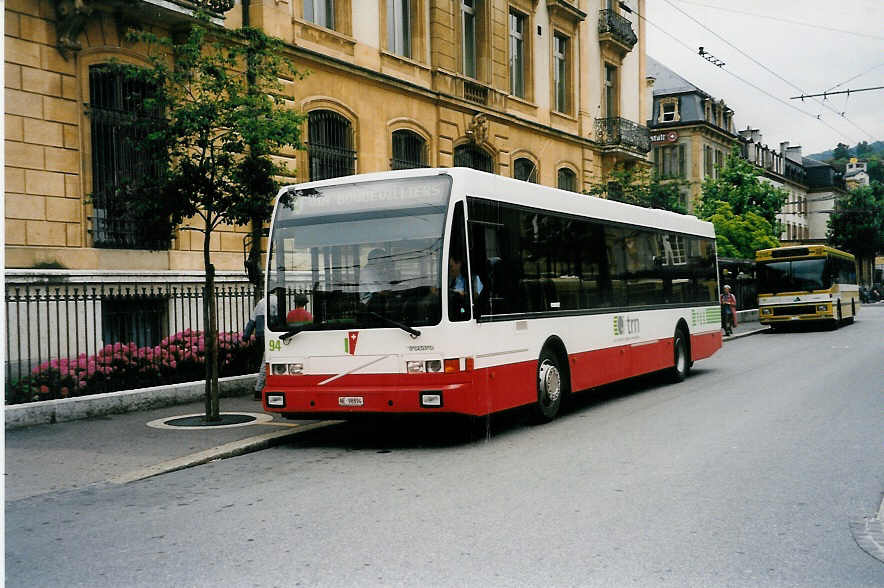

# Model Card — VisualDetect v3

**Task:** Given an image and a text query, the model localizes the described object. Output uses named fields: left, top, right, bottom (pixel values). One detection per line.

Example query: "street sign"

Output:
left=650, top=130, right=678, bottom=145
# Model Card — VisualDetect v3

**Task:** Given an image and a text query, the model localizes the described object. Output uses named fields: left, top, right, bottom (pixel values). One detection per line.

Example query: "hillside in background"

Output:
left=808, top=140, right=884, bottom=161
left=807, top=141, right=884, bottom=185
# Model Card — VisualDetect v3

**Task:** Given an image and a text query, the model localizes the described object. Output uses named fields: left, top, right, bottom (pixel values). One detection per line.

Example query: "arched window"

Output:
left=557, top=167, right=577, bottom=192
left=391, top=129, right=427, bottom=169
left=307, top=109, right=356, bottom=181
left=513, top=157, right=537, bottom=183
left=454, top=144, right=493, bottom=172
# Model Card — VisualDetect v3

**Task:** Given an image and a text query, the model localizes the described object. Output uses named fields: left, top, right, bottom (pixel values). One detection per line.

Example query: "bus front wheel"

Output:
left=670, top=329, right=690, bottom=383
left=532, top=348, right=565, bottom=423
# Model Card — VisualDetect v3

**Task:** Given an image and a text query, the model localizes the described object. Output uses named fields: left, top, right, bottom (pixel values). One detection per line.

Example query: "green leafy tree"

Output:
left=827, top=181, right=884, bottom=284
left=118, top=13, right=305, bottom=421
left=702, top=201, right=780, bottom=259
left=833, top=142, right=851, bottom=160
left=587, top=165, right=688, bottom=214
left=697, top=148, right=788, bottom=229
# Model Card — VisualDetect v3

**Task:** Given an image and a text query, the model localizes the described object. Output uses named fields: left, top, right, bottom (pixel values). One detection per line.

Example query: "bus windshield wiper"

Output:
left=360, top=311, right=421, bottom=338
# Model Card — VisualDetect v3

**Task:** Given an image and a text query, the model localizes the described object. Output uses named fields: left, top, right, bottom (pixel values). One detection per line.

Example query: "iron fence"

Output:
left=4, top=280, right=259, bottom=402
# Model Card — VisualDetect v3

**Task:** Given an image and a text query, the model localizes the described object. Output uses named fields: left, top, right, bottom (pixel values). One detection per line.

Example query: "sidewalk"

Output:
left=4, top=394, right=335, bottom=501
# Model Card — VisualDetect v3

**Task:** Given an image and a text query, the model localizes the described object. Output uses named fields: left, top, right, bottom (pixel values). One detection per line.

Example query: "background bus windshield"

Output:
left=757, top=258, right=829, bottom=293
left=266, top=175, right=451, bottom=331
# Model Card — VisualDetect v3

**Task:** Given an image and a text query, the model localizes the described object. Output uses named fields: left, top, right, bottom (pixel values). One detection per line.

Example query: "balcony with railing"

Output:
left=598, top=9, right=637, bottom=56
left=595, top=117, right=650, bottom=155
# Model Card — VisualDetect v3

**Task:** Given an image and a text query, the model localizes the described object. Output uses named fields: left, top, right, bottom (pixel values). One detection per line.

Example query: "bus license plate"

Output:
left=338, top=396, right=364, bottom=407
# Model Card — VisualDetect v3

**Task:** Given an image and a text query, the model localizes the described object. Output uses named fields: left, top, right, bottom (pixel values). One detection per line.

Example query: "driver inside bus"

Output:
left=448, top=252, right=483, bottom=318
left=360, top=248, right=396, bottom=305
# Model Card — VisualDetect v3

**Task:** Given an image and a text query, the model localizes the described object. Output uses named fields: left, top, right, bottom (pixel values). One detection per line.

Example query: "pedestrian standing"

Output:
left=720, top=284, right=738, bottom=334
left=243, top=298, right=266, bottom=400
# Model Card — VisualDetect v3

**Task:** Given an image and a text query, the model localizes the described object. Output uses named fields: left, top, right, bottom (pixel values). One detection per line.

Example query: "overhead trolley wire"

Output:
left=659, top=0, right=876, bottom=141
left=635, top=8, right=859, bottom=142
left=825, top=62, right=884, bottom=94
left=670, top=0, right=884, bottom=41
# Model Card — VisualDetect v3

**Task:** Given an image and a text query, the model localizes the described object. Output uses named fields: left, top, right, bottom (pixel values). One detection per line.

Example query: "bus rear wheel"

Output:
left=531, top=348, right=565, bottom=423
left=670, top=328, right=690, bottom=383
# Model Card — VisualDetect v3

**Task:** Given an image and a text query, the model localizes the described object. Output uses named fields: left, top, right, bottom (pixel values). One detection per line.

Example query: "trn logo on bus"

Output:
left=345, top=331, right=359, bottom=354
left=613, top=315, right=640, bottom=336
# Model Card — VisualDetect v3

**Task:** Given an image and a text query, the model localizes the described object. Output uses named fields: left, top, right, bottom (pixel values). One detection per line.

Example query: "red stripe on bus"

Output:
left=263, top=332, right=722, bottom=417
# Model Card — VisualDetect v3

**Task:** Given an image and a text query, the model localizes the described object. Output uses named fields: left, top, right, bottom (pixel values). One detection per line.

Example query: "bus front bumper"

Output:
left=261, top=375, right=479, bottom=417
left=758, top=303, right=832, bottom=323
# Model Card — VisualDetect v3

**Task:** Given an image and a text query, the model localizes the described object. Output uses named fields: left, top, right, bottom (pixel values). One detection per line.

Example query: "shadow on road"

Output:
left=275, top=368, right=687, bottom=451
left=764, top=321, right=852, bottom=333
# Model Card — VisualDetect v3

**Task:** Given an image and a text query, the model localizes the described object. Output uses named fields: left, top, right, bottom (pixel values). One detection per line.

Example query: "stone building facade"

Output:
left=646, top=57, right=846, bottom=244
left=5, top=0, right=651, bottom=275
left=645, top=55, right=738, bottom=212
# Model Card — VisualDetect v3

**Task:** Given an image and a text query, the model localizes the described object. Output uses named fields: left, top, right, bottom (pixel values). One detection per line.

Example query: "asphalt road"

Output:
left=6, top=307, right=884, bottom=587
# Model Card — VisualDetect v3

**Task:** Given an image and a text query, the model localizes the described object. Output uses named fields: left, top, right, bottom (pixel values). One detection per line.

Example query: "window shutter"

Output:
left=678, top=144, right=685, bottom=178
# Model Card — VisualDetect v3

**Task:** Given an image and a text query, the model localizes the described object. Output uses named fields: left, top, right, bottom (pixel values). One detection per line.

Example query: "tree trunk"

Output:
left=203, top=230, right=221, bottom=422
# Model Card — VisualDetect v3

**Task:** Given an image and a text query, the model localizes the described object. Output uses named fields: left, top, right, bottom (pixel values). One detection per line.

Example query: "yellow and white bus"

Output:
left=756, top=245, right=859, bottom=329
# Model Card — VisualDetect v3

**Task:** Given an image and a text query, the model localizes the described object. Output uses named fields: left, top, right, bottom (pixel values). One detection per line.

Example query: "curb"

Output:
left=723, top=325, right=769, bottom=341
left=5, top=374, right=257, bottom=430
left=109, top=420, right=342, bottom=485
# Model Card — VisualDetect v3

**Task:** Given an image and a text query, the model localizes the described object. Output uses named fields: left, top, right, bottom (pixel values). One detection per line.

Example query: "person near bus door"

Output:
left=720, top=284, right=738, bottom=334
left=243, top=297, right=267, bottom=400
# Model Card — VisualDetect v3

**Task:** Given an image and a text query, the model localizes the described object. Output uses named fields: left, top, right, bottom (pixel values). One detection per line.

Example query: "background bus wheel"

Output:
left=532, top=348, right=565, bottom=423
left=670, top=329, right=689, bottom=383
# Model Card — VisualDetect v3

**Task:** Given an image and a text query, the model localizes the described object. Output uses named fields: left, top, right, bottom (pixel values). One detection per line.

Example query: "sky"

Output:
left=643, top=0, right=884, bottom=157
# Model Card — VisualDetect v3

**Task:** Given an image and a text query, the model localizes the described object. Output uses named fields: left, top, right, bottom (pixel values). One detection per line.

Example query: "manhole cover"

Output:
left=147, top=412, right=273, bottom=430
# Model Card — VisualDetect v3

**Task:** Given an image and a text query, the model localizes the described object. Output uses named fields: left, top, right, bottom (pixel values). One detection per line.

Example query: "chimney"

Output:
left=786, top=145, right=802, bottom=163
left=739, top=127, right=762, bottom=144
left=780, top=141, right=789, bottom=157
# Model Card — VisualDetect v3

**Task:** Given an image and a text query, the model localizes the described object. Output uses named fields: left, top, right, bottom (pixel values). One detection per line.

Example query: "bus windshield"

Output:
left=266, top=175, right=452, bottom=332
left=757, top=258, right=830, bottom=293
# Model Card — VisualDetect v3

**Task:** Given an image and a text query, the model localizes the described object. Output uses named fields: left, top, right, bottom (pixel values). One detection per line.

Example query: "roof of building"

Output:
left=647, top=56, right=708, bottom=97
left=802, top=157, right=830, bottom=168
left=844, top=168, right=868, bottom=177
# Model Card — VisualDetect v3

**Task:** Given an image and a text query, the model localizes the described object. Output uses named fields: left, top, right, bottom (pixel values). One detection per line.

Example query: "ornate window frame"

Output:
left=387, top=118, right=432, bottom=168
left=658, top=97, right=679, bottom=123
left=299, top=97, right=359, bottom=181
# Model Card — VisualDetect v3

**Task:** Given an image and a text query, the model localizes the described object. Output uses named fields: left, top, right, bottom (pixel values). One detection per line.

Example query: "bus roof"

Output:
left=278, top=167, right=716, bottom=238
left=755, top=245, right=855, bottom=261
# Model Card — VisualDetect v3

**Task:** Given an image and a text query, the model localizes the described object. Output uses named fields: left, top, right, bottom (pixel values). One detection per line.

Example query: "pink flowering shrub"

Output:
left=7, top=329, right=259, bottom=404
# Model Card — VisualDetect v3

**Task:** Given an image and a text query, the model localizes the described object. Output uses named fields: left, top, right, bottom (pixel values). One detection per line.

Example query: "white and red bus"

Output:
left=261, top=168, right=721, bottom=421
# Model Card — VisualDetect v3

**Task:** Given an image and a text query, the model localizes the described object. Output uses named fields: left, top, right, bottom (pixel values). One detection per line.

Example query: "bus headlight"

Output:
left=817, top=304, right=828, bottom=311
left=407, top=360, right=444, bottom=374
left=761, top=308, right=772, bottom=315
left=271, top=363, right=303, bottom=375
